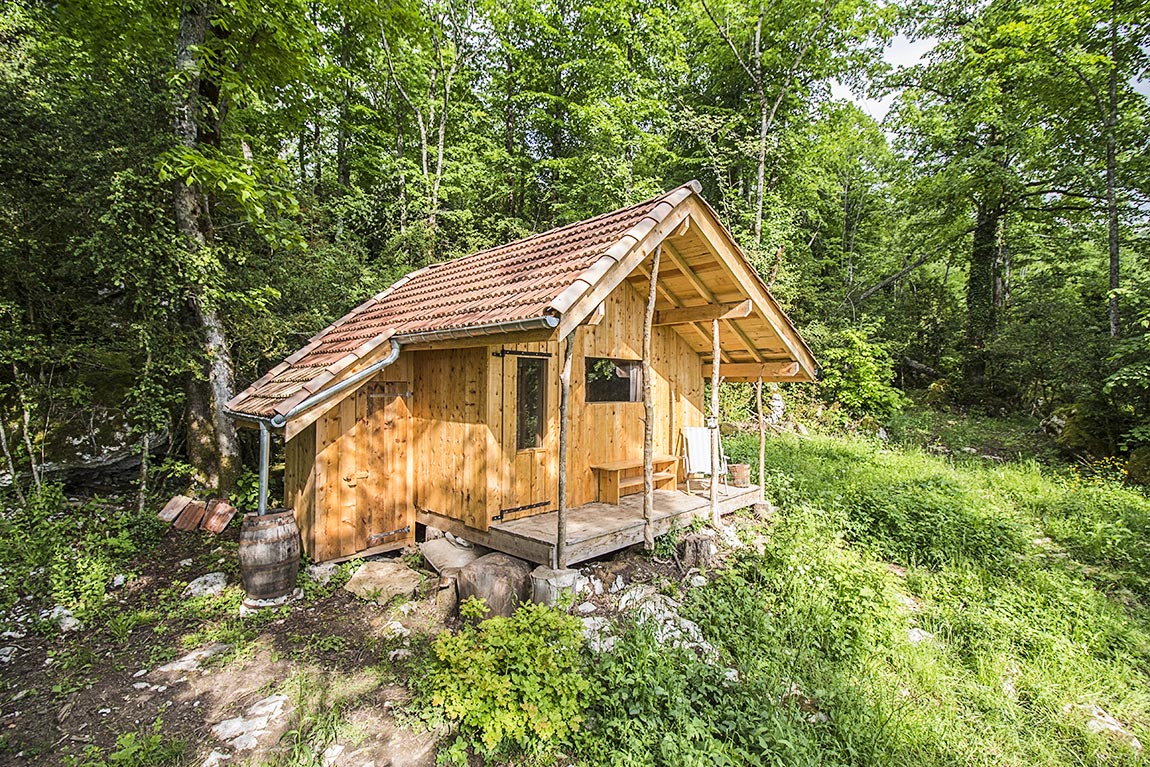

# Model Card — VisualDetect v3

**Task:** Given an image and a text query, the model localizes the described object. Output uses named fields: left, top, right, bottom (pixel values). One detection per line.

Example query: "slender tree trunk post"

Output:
left=11, top=366, right=41, bottom=492
left=1107, top=0, right=1120, bottom=337
left=137, top=433, right=150, bottom=515
left=0, top=418, right=27, bottom=507
left=642, top=245, right=661, bottom=550
left=755, top=376, right=766, bottom=503
left=710, top=318, right=721, bottom=526
left=556, top=330, right=575, bottom=569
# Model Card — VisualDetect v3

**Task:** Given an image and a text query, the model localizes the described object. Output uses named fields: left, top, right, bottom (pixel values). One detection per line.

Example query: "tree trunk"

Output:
left=556, top=331, right=575, bottom=569
left=965, top=199, right=1000, bottom=385
left=710, top=319, right=721, bottom=526
left=641, top=246, right=661, bottom=550
left=336, top=21, right=352, bottom=190
left=0, top=416, right=27, bottom=507
left=754, top=85, right=768, bottom=246
left=173, top=0, right=239, bottom=494
left=1106, top=1, right=1120, bottom=337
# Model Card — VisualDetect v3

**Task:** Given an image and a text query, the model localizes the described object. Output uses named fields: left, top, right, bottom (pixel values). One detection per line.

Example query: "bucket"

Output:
left=238, top=509, right=300, bottom=602
left=730, top=463, right=751, bottom=488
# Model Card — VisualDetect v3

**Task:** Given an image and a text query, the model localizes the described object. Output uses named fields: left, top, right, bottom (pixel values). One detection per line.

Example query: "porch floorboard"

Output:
left=493, top=484, right=761, bottom=566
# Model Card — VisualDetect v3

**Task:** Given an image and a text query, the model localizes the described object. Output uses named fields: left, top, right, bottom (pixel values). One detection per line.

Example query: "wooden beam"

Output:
left=663, top=242, right=763, bottom=362
left=714, top=361, right=800, bottom=380
left=654, top=299, right=752, bottom=326
left=636, top=261, right=731, bottom=363
left=664, top=241, right=718, bottom=302
left=684, top=198, right=817, bottom=378
left=725, top=319, right=766, bottom=363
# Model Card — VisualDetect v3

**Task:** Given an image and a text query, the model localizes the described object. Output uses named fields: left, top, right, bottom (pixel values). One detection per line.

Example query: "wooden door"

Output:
left=497, top=349, right=556, bottom=523
left=361, top=381, right=412, bottom=549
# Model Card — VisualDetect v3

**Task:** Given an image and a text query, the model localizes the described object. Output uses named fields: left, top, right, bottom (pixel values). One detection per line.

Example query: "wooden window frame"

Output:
left=516, top=357, right=547, bottom=451
left=584, top=357, right=643, bottom=403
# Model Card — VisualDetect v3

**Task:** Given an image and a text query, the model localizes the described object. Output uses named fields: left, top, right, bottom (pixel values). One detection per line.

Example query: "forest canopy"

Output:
left=0, top=0, right=1148, bottom=496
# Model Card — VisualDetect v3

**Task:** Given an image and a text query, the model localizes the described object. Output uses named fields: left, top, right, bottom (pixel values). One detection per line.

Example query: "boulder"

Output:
left=420, top=538, right=488, bottom=582
left=617, top=584, right=716, bottom=661
left=307, top=563, right=337, bottom=586
left=457, top=553, right=532, bottom=618
left=344, top=559, right=423, bottom=605
left=184, top=572, right=227, bottom=598
left=46, top=605, right=81, bottom=633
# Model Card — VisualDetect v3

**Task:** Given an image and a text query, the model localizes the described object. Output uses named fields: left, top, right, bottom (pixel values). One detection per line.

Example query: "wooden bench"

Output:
left=590, top=454, right=678, bottom=505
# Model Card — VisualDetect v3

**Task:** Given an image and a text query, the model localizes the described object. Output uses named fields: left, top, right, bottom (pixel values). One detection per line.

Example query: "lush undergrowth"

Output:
left=425, top=431, right=1150, bottom=765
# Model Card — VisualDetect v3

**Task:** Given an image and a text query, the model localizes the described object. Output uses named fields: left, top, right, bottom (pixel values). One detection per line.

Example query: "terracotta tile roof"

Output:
left=227, top=182, right=700, bottom=419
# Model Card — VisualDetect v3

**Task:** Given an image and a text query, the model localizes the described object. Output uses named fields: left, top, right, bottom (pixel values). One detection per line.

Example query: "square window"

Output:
left=585, top=357, right=642, bottom=402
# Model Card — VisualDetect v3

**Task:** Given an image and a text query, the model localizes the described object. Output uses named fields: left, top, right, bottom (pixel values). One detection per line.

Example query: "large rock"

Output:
left=344, top=559, right=424, bottom=605
left=183, top=572, right=227, bottom=598
left=420, top=537, right=487, bottom=581
left=617, top=584, right=716, bottom=661
left=456, top=553, right=532, bottom=618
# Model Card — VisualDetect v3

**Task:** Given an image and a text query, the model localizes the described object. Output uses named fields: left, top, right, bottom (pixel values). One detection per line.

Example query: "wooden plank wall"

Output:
left=283, top=352, right=413, bottom=561
left=412, top=347, right=489, bottom=531
left=566, top=279, right=705, bottom=507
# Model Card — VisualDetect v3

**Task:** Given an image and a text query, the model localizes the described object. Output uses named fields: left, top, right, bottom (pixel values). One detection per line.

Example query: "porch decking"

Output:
left=416, top=484, right=762, bottom=566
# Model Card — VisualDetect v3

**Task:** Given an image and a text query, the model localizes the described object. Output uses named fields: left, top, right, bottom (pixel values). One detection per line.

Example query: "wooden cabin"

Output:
left=226, top=181, right=817, bottom=566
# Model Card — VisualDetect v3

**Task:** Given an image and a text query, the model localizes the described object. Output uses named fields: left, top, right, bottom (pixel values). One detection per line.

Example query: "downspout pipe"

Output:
left=257, top=421, right=270, bottom=516
left=268, top=338, right=401, bottom=428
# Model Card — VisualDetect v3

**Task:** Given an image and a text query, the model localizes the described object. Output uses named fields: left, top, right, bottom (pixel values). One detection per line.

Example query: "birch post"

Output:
left=641, top=245, right=662, bottom=550
left=710, top=318, right=721, bottom=525
left=556, top=330, right=575, bottom=569
left=755, top=376, right=773, bottom=515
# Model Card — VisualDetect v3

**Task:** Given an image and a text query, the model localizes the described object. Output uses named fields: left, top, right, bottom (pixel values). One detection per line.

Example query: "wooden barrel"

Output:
left=238, top=509, right=300, bottom=601
left=729, top=463, right=751, bottom=488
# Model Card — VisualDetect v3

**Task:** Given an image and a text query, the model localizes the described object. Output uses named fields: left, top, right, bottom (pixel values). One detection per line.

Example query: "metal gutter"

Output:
left=393, top=314, right=559, bottom=345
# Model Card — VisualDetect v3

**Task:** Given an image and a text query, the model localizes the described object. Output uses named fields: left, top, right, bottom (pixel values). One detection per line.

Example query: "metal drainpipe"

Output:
left=257, top=421, right=271, bottom=516
left=269, top=339, right=402, bottom=428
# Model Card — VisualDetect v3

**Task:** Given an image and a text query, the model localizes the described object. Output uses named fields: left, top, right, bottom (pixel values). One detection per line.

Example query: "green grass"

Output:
left=414, top=427, right=1150, bottom=765
left=641, top=430, right=1150, bottom=767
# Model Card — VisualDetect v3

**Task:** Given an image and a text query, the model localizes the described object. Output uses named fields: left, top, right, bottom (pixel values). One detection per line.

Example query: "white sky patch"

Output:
left=831, top=34, right=937, bottom=121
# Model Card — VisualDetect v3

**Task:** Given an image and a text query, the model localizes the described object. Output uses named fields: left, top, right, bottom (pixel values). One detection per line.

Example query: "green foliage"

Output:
left=0, top=484, right=166, bottom=624
left=805, top=322, right=907, bottom=421
left=417, top=599, right=589, bottom=764
left=577, top=429, right=1150, bottom=766
left=63, top=718, right=183, bottom=767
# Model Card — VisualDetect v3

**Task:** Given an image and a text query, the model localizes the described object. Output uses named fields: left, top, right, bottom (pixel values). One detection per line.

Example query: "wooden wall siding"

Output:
left=283, top=421, right=316, bottom=552
left=283, top=352, right=413, bottom=562
left=487, top=341, right=561, bottom=525
left=566, top=276, right=705, bottom=507
left=412, top=347, right=489, bottom=531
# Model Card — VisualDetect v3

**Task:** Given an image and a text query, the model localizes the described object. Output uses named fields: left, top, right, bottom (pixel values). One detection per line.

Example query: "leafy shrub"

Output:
left=63, top=718, right=183, bottom=766
left=0, top=484, right=166, bottom=624
left=806, top=322, right=907, bottom=420
left=418, top=598, right=589, bottom=765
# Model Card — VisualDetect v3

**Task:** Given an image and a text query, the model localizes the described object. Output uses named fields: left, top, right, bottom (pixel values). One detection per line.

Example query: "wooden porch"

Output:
left=416, top=484, right=762, bottom=567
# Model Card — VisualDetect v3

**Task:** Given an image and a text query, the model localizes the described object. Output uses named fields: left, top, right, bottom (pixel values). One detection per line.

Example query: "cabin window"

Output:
left=585, top=357, right=642, bottom=403
left=516, top=357, right=546, bottom=450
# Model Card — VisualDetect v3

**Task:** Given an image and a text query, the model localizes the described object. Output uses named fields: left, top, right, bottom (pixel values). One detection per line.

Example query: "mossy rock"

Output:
left=1127, top=447, right=1150, bottom=485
